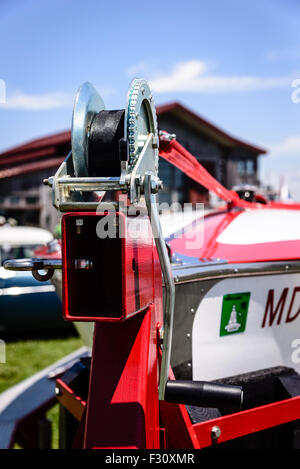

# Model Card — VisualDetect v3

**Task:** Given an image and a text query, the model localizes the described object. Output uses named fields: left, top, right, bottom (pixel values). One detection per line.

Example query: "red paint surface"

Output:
left=84, top=307, right=162, bottom=449
left=193, top=395, right=300, bottom=448
left=61, top=212, right=154, bottom=322
left=158, top=138, right=300, bottom=264
left=169, top=209, right=300, bottom=264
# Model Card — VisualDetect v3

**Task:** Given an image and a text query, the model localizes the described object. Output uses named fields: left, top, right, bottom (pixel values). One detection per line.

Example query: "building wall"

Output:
left=0, top=167, right=61, bottom=233
left=226, top=147, right=258, bottom=188
left=158, top=114, right=225, bottom=181
left=0, top=114, right=262, bottom=229
left=158, top=113, right=259, bottom=206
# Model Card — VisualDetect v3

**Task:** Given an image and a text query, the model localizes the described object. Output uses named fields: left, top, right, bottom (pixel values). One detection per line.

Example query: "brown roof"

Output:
left=0, top=157, right=64, bottom=180
left=0, top=102, right=266, bottom=177
left=0, top=131, right=71, bottom=175
left=156, top=102, right=267, bottom=155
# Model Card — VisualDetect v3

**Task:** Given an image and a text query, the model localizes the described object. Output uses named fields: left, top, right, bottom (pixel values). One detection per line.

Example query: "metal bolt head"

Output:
left=150, top=177, right=163, bottom=193
left=152, top=136, right=159, bottom=149
left=159, top=327, right=164, bottom=348
left=211, top=425, right=221, bottom=440
left=43, top=176, right=53, bottom=187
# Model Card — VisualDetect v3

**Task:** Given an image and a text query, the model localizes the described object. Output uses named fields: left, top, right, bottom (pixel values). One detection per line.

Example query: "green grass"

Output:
left=0, top=331, right=84, bottom=448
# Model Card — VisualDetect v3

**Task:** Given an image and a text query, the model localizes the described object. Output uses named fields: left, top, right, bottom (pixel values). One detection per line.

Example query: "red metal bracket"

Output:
left=192, top=394, right=300, bottom=448
left=61, top=212, right=154, bottom=322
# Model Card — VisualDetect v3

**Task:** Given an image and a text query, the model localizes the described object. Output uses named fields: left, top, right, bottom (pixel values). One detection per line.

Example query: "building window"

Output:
left=237, top=161, right=246, bottom=175
left=246, top=160, right=254, bottom=175
left=237, top=160, right=255, bottom=176
left=158, top=159, right=186, bottom=206
left=26, top=196, right=39, bottom=205
left=9, top=196, right=20, bottom=204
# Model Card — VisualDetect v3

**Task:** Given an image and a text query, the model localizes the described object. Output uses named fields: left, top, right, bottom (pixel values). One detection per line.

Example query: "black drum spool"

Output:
left=87, top=109, right=126, bottom=177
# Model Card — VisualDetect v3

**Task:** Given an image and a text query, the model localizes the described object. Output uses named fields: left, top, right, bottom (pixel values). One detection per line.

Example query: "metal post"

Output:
left=144, top=174, right=175, bottom=400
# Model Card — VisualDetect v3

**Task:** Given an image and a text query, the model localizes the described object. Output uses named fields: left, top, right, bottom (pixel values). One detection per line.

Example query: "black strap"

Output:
left=87, top=109, right=125, bottom=177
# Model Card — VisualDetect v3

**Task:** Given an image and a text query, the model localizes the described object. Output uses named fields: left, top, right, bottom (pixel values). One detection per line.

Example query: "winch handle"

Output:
left=165, top=380, right=243, bottom=412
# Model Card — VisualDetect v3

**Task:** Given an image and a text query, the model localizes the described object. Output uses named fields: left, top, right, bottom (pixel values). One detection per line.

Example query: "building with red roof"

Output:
left=0, top=102, right=266, bottom=231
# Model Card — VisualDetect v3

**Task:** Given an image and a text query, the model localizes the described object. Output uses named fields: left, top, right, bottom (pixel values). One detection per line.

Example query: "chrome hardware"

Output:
left=3, top=258, right=62, bottom=282
left=44, top=79, right=159, bottom=211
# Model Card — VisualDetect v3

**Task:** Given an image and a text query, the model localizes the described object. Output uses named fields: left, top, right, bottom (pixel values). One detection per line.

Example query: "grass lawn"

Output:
left=0, top=330, right=84, bottom=449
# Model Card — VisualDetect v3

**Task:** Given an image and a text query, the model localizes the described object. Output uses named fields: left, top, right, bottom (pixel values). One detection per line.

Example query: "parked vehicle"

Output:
left=0, top=226, right=68, bottom=334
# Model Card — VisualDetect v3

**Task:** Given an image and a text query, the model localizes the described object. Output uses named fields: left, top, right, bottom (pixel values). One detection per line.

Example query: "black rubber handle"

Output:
left=165, top=380, right=243, bottom=412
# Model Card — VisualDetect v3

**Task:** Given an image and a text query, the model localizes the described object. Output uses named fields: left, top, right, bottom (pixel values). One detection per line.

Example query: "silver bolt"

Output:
left=74, top=259, right=93, bottom=270
left=76, top=218, right=83, bottom=235
left=191, top=308, right=195, bottom=313
left=211, top=425, right=221, bottom=440
left=186, top=333, right=191, bottom=339
left=55, top=386, right=62, bottom=396
left=151, top=178, right=158, bottom=193
left=159, top=328, right=164, bottom=348
left=152, top=136, right=159, bottom=149
left=43, top=176, right=54, bottom=187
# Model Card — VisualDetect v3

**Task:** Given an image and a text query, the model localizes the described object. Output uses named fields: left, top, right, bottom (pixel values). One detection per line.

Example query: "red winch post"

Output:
left=76, top=213, right=164, bottom=449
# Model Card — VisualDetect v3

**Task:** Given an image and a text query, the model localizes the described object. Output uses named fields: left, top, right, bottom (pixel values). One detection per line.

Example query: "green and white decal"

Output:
left=220, top=292, right=250, bottom=336
left=192, top=274, right=300, bottom=381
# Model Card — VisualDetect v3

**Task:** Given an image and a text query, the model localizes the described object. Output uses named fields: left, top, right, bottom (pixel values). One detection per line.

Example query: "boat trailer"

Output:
left=3, top=79, right=300, bottom=450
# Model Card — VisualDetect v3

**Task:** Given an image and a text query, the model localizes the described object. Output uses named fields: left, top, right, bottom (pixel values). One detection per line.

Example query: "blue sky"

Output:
left=0, top=0, right=300, bottom=197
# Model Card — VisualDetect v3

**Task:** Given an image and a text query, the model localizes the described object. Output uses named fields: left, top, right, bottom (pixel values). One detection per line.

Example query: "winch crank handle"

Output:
left=3, top=258, right=62, bottom=282
left=144, top=174, right=175, bottom=401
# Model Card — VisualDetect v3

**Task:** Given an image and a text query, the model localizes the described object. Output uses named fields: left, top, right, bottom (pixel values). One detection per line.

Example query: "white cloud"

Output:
left=126, top=62, right=149, bottom=77
left=0, top=85, right=115, bottom=111
left=0, top=90, right=73, bottom=110
left=0, top=79, right=6, bottom=104
left=149, top=59, right=292, bottom=94
left=265, top=48, right=300, bottom=63
left=267, top=135, right=300, bottom=158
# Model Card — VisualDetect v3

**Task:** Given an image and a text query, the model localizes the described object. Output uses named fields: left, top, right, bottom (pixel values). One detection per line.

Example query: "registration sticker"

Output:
left=220, top=292, right=250, bottom=336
